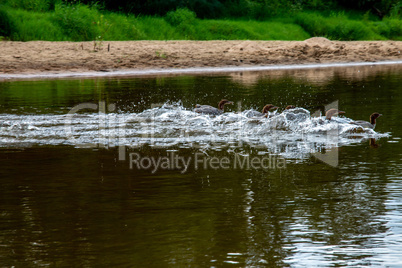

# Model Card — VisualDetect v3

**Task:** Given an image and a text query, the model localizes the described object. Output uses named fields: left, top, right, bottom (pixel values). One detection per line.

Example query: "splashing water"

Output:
left=0, top=102, right=389, bottom=160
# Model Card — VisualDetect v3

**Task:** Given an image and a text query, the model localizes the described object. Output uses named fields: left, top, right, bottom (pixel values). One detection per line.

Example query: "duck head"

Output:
left=285, top=105, right=296, bottom=110
left=218, top=99, right=234, bottom=110
left=325, top=109, right=345, bottom=120
left=370, top=112, right=382, bottom=125
left=262, top=104, right=279, bottom=114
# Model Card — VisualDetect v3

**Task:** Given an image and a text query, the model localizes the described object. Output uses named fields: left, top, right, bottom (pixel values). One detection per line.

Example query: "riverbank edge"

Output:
left=1, top=60, right=402, bottom=81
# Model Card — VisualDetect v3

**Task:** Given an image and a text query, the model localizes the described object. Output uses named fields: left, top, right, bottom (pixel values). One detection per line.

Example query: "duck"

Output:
left=246, top=104, right=279, bottom=117
left=350, top=112, right=382, bottom=129
left=285, top=105, right=296, bottom=110
left=264, top=104, right=280, bottom=118
left=325, top=108, right=345, bottom=120
left=313, top=108, right=345, bottom=125
left=194, top=99, right=234, bottom=115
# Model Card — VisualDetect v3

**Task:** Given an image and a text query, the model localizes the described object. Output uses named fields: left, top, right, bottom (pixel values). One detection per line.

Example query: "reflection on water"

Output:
left=0, top=64, right=402, bottom=267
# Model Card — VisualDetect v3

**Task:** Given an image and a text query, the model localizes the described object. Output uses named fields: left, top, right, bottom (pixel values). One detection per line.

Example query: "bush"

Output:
left=165, top=8, right=196, bottom=26
left=0, top=6, right=16, bottom=38
left=165, top=8, right=197, bottom=39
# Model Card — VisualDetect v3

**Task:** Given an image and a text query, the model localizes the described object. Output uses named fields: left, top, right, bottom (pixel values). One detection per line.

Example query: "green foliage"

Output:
left=165, top=8, right=197, bottom=39
left=389, top=1, right=401, bottom=18
left=53, top=3, right=98, bottom=41
left=100, top=13, right=143, bottom=40
left=7, top=8, right=66, bottom=40
left=0, top=6, right=16, bottom=38
left=243, top=20, right=310, bottom=40
left=58, top=0, right=401, bottom=20
left=165, top=8, right=197, bottom=26
left=373, top=18, right=402, bottom=39
left=134, top=17, right=181, bottom=40
left=4, top=0, right=57, bottom=11
left=188, top=0, right=224, bottom=19
left=295, top=11, right=383, bottom=40
left=248, top=1, right=276, bottom=20
left=200, top=20, right=259, bottom=39
left=222, top=0, right=250, bottom=18
left=1, top=0, right=401, bottom=41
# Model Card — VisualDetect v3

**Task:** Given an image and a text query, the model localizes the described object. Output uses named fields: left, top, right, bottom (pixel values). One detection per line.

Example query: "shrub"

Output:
left=165, top=8, right=197, bottom=39
left=165, top=8, right=196, bottom=26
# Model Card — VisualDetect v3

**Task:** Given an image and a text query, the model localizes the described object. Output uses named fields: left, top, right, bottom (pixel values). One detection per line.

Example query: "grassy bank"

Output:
left=1, top=3, right=402, bottom=41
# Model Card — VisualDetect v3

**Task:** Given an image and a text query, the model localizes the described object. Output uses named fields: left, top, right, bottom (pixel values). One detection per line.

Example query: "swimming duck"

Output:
left=194, top=99, right=234, bottom=115
left=313, top=108, right=345, bottom=125
left=285, top=105, right=296, bottom=110
left=264, top=104, right=280, bottom=118
left=325, top=109, right=345, bottom=120
left=350, top=112, right=382, bottom=129
left=246, top=104, right=279, bottom=117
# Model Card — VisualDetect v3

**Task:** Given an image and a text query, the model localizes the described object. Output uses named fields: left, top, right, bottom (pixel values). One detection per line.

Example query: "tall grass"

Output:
left=295, top=11, right=384, bottom=40
left=373, top=18, right=402, bottom=40
left=1, top=5, right=311, bottom=41
left=53, top=4, right=98, bottom=41
left=7, top=8, right=66, bottom=41
left=194, top=20, right=310, bottom=40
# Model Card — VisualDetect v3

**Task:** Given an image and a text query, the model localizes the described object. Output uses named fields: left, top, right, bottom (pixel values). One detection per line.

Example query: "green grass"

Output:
left=7, top=8, right=67, bottom=41
left=1, top=4, right=401, bottom=42
left=294, top=11, right=387, bottom=41
left=192, top=19, right=310, bottom=40
left=372, top=18, right=402, bottom=40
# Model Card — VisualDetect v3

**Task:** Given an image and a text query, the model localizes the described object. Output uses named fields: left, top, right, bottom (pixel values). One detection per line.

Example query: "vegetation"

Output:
left=0, top=0, right=401, bottom=41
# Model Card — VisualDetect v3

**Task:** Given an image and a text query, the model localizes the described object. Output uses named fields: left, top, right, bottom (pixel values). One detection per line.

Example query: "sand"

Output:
left=1, top=38, right=401, bottom=75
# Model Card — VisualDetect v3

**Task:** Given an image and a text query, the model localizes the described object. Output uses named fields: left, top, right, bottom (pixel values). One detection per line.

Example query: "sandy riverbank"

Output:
left=1, top=38, right=401, bottom=75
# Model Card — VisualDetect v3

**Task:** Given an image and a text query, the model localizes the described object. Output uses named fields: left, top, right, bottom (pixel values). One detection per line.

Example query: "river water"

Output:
left=1, top=64, right=402, bottom=267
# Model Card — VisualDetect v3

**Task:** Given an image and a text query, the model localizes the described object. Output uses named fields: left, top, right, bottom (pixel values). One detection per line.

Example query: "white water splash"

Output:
left=0, top=102, right=389, bottom=160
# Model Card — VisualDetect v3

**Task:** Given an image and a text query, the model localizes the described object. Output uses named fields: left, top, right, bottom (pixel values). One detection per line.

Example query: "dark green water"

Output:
left=1, top=65, right=402, bottom=267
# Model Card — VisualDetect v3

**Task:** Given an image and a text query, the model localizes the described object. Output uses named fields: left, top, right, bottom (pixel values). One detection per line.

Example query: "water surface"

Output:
left=1, top=64, right=402, bottom=267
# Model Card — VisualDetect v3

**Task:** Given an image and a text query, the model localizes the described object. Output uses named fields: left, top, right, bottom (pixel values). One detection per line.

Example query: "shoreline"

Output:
left=1, top=38, right=402, bottom=80
left=1, top=60, right=402, bottom=81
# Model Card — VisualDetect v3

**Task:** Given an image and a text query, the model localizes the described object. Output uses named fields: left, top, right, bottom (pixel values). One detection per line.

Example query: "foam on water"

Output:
left=0, top=102, right=389, bottom=160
